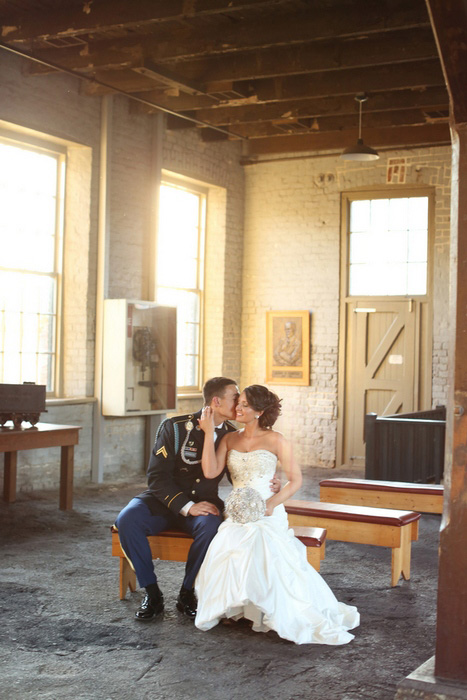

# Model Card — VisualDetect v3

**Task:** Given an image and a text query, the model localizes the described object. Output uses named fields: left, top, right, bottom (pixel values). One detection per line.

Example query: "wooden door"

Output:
left=342, top=299, right=418, bottom=467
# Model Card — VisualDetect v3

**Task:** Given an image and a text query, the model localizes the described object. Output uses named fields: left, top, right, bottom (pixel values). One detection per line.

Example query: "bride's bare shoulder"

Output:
left=261, top=429, right=284, bottom=450
left=225, top=429, right=244, bottom=446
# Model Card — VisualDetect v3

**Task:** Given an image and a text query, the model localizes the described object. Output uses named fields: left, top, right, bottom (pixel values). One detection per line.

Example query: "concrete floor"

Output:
left=0, top=466, right=440, bottom=700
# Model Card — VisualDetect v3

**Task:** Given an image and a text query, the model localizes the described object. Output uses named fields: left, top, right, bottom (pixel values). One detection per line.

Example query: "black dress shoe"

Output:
left=176, top=586, right=197, bottom=619
left=135, top=593, right=164, bottom=621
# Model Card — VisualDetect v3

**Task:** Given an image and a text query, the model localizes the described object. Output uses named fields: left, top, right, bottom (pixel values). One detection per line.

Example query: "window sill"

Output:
left=177, top=392, right=203, bottom=400
left=46, top=397, right=97, bottom=407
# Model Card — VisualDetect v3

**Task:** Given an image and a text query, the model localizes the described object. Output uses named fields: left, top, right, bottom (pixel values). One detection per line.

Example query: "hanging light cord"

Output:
left=358, top=99, right=363, bottom=141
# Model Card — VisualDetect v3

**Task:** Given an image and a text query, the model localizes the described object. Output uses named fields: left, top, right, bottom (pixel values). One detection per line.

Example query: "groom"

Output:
left=115, top=376, right=279, bottom=622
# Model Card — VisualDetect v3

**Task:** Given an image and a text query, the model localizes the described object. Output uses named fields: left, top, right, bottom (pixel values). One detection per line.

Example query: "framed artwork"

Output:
left=266, top=311, right=310, bottom=386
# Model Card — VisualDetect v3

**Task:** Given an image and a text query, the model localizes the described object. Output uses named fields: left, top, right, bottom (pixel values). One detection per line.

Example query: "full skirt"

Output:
left=195, top=506, right=359, bottom=645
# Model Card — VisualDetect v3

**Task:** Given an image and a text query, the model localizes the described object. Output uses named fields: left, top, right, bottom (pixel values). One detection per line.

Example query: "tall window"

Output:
left=0, top=139, right=65, bottom=393
left=156, top=179, right=206, bottom=392
left=348, top=195, right=429, bottom=296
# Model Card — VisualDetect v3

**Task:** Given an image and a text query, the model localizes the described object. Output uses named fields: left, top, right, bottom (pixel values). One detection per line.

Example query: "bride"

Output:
left=194, top=384, right=360, bottom=645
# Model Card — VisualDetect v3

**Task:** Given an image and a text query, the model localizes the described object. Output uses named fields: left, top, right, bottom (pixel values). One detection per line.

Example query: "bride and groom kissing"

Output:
left=115, top=376, right=359, bottom=645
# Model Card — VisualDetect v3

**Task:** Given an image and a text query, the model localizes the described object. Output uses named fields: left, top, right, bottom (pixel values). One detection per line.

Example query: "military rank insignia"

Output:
left=156, top=446, right=168, bottom=458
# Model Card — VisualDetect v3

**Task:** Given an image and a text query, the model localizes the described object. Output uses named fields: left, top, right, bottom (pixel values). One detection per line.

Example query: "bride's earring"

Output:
left=255, top=415, right=259, bottom=419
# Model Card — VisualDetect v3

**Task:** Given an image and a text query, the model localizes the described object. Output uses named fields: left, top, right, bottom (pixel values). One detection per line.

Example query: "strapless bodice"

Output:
left=227, top=449, right=277, bottom=499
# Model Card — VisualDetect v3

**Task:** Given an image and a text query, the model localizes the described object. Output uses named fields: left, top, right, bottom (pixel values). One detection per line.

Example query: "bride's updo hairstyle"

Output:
left=243, top=385, right=282, bottom=429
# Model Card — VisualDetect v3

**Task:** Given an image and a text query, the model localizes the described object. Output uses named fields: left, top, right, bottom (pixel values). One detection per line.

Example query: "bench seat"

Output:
left=285, top=499, right=421, bottom=587
left=320, top=477, right=443, bottom=514
left=111, top=524, right=327, bottom=600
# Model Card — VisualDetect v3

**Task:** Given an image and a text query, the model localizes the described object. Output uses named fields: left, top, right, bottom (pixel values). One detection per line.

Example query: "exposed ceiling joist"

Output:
left=0, top=0, right=281, bottom=43
left=425, top=0, right=467, bottom=124
left=0, top=0, right=453, bottom=156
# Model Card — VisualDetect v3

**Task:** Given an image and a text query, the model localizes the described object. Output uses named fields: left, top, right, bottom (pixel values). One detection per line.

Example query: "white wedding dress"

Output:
left=194, top=449, right=360, bottom=645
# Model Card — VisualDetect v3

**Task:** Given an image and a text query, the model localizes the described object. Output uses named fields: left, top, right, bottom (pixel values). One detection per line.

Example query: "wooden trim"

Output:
left=337, top=187, right=436, bottom=466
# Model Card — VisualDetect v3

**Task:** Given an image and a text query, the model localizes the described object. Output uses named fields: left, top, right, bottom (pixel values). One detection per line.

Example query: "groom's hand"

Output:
left=188, top=501, right=220, bottom=517
left=270, top=473, right=281, bottom=494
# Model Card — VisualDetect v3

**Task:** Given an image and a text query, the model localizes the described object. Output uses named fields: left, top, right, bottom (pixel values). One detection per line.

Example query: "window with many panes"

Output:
left=348, top=195, right=429, bottom=296
left=0, top=138, right=65, bottom=393
left=156, top=178, right=206, bottom=393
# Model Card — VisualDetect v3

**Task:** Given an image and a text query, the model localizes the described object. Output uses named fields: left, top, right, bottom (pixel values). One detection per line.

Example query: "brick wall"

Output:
left=0, top=50, right=451, bottom=488
left=242, top=146, right=451, bottom=468
left=0, top=51, right=245, bottom=492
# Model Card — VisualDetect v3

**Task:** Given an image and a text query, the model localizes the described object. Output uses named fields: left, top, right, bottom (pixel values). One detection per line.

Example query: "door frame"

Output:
left=336, top=185, right=435, bottom=467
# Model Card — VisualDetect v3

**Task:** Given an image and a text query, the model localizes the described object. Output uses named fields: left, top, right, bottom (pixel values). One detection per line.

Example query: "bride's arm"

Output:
left=198, top=406, right=229, bottom=478
left=264, top=433, right=302, bottom=515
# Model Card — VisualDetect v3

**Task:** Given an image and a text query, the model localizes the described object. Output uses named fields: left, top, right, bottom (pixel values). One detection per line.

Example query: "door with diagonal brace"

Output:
left=337, top=190, right=433, bottom=468
left=342, top=299, right=418, bottom=467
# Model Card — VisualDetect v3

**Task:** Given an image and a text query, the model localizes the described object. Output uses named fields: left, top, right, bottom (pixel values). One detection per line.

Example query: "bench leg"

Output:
left=120, top=557, right=137, bottom=600
left=320, top=541, right=326, bottom=561
left=391, top=525, right=412, bottom=587
left=306, top=547, right=322, bottom=571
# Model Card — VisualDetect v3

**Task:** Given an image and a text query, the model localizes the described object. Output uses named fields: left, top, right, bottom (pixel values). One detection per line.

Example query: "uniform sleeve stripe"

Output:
left=167, top=491, right=183, bottom=508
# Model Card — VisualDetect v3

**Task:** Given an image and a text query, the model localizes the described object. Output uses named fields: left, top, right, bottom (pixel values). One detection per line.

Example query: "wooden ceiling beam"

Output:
left=0, top=0, right=281, bottom=44
left=149, top=27, right=438, bottom=84
left=244, top=59, right=446, bottom=103
left=192, top=87, right=450, bottom=126
left=139, top=3, right=432, bottom=63
left=161, top=102, right=450, bottom=137
left=25, top=26, right=439, bottom=91
left=81, top=68, right=169, bottom=95
left=125, top=61, right=448, bottom=115
left=224, top=108, right=448, bottom=139
left=19, top=4, right=434, bottom=75
left=132, top=62, right=206, bottom=96
left=425, top=0, right=467, bottom=124
left=245, top=122, right=451, bottom=156
left=27, top=43, right=145, bottom=75
left=1, top=1, right=431, bottom=59
left=128, top=92, right=220, bottom=113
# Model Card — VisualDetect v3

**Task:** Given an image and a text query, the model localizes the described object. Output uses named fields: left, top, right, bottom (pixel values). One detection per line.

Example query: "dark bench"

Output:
left=111, top=524, right=327, bottom=600
left=285, top=500, right=421, bottom=587
left=365, top=407, right=446, bottom=484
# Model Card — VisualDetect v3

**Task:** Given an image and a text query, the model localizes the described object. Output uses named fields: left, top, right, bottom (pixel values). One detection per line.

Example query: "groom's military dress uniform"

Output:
left=115, top=409, right=236, bottom=591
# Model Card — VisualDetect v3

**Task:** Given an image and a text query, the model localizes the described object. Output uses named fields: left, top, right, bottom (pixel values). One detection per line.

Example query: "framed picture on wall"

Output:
left=266, top=311, right=310, bottom=386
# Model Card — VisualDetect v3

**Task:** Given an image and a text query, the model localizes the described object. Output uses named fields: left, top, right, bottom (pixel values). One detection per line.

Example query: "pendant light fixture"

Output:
left=340, top=93, right=379, bottom=161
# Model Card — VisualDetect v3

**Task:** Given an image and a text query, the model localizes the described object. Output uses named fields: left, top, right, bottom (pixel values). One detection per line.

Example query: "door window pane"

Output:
left=349, top=196, right=429, bottom=296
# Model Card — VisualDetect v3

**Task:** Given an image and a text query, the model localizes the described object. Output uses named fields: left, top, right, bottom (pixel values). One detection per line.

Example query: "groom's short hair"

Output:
left=203, top=376, right=237, bottom=405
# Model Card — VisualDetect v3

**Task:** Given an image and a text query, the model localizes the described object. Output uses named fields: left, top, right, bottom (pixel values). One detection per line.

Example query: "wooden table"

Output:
left=0, top=422, right=81, bottom=510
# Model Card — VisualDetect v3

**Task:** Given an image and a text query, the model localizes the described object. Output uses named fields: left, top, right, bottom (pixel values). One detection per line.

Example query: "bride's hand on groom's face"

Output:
left=198, top=406, right=215, bottom=433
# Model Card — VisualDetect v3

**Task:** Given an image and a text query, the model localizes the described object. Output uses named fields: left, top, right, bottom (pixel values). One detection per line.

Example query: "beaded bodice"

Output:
left=227, top=449, right=278, bottom=500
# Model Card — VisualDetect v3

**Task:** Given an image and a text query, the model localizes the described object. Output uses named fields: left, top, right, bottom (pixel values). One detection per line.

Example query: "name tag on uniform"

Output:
left=184, top=446, right=198, bottom=456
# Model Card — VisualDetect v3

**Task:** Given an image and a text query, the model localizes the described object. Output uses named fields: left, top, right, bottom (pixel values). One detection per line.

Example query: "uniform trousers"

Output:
left=115, top=497, right=223, bottom=590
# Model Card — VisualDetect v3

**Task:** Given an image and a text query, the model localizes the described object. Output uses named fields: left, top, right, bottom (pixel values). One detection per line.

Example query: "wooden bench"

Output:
left=285, top=500, right=421, bottom=587
left=320, top=478, right=444, bottom=514
left=111, top=524, right=327, bottom=600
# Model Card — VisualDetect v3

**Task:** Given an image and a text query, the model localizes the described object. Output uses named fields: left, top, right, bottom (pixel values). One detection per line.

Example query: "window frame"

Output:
left=341, top=186, right=435, bottom=302
left=336, top=185, right=436, bottom=468
left=156, top=172, right=207, bottom=395
left=0, top=133, right=66, bottom=396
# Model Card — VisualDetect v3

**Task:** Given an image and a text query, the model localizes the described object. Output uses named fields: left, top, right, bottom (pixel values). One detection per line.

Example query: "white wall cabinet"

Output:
left=102, top=299, right=177, bottom=416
